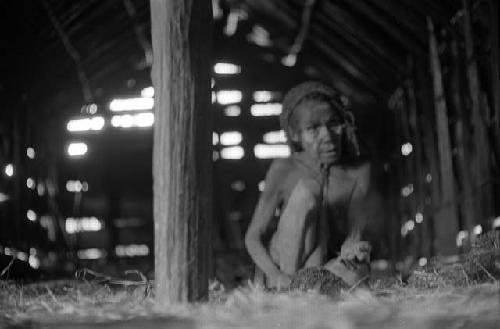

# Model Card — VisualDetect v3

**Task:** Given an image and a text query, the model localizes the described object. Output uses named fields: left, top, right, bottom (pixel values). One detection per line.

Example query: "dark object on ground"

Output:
left=409, top=230, right=500, bottom=288
left=289, top=267, right=349, bottom=297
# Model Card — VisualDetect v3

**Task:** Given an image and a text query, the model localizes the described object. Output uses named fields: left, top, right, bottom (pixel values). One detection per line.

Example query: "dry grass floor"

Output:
left=0, top=278, right=499, bottom=329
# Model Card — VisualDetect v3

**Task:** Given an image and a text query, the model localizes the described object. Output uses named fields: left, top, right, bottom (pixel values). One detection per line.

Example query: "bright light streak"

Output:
left=401, top=184, right=414, bottom=197
left=214, top=63, right=241, bottom=75
left=415, top=212, right=424, bottom=224
left=253, top=91, right=273, bottom=103
left=247, top=25, right=272, bottom=47
left=212, top=0, right=223, bottom=20
left=37, top=183, right=45, bottom=196
left=4, top=164, right=13, bottom=177
left=493, top=217, right=500, bottom=229
left=81, top=103, right=98, bottom=115
left=250, top=103, right=282, bottom=116
left=456, top=230, right=469, bottom=246
left=111, top=113, right=154, bottom=128
left=27, top=209, right=37, bottom=222
left=224, top=10, right=240, bottom=36
left=141, top=86, right=154, bottom=98
left=77, top=248, right=106, bottom=260
left=418, top=257, right=427, bottom=267
left=263, top=130, right=287, bottom=144
left=134, top=112, right=154, bottom=127
left=67, top=142, right=88, bottom=157
left=407, top=220, right=415, bottom=231
left=66, top=180, right=89, bottom=193
left=253, top=91, right=281, bottom=103
left=0, top=193, right=9, bottom=202
left=216, top=90, right=242, bottom=105
left=224, top=105, right=241, bottom=117
left=67, top=116, right=105, bottom=132
left=401, top=220, right=415, bottom=237
left=220, top=131, right=242, bottom=146
left=220, top=146, right=244, bottom=159
left=115, top=244, right=149, bottom=257
left=17, top=252, right=28, bottom=261
left=254, top=144, right=290, bottom=159
left=109, top=97, right=154, bottom=112
left=401, top=142, right=413, bottom=156
left=65, top=217, right=102, bottom=234
left=29, top=255, right=40, bottom=269
left=281, top=54, right=297, bottom=67
left=473, top=224, right=482, bottom=235
left=26, top=178, right=35, bottom=190
left=213, top=132, right=219, bottom=145
left=27, top=147, right=35, bottom=159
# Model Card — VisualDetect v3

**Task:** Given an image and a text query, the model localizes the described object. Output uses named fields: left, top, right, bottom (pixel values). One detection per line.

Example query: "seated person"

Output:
left=245, top=81, right=372, bottom=289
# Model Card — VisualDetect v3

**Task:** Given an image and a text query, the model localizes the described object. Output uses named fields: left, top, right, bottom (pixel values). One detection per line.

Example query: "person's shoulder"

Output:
left=339, top=159, right=371, bottom=179
left=267, top=157, right=296, bottom=178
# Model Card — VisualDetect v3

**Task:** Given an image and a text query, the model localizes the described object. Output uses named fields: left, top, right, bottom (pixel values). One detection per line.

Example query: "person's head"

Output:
left=280, top=81, right=360, bottom=165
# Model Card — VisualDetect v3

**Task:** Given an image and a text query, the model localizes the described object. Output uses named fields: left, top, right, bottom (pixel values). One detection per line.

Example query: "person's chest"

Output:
left=280, top=165, right=357, bottom=209
left=324, top=167, right=358, bottom=205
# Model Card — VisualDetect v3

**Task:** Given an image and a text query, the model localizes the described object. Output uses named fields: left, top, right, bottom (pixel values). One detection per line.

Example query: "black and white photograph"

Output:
left=0, top=0, right=499, bottom=328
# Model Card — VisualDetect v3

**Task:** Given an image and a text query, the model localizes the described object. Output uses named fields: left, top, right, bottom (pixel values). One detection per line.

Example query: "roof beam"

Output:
left=338, top=0, right=426, bottom=55
left=310, top=22, right=396, bottom=88
left=321, top=1, right=406, bottom=69
left=369, top=0, right=427, bottom=44
left=313, top=9, right=404, bottom=79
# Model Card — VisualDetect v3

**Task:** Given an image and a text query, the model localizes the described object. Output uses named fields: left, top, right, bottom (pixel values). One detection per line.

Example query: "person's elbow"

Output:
left=244, top=227, right=261, bottom=254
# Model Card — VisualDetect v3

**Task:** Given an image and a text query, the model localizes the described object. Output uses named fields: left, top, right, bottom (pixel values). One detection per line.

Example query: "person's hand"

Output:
left=323, top=257, right=370, bottom=287
left=340, top=240, right=371, bottom=263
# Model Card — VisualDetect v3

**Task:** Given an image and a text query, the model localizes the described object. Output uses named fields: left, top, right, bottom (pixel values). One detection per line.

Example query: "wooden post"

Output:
left=489, top=0, right=500, bottom=162
left=405, top=73, right=431, bottom=257
left=463, top=0, right=494, bottom=224
left=150, top=0, right=212, bottom=304
left=449, top=39, right=475, bottom=232
left=427, top=18, right=459, bottom=256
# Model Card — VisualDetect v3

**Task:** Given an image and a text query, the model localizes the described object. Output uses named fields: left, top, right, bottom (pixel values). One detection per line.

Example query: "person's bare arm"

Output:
left=245, top=160, right=291, bottom=286
left=341, top=162, right=372, bottom=262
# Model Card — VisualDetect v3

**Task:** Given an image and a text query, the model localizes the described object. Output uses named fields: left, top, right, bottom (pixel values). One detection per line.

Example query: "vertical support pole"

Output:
left=150, top=0, right=212, bottom=304
left=427, top=17, right=459, bottom=256
left=405, top=73, right=431, bottom=257
left=489, top=0, right=500, bottom=162
left=416, top=60, right=440, bottom=257
left=463, top=0, right=493, bottom=224
left=449, top=39, right=475, bottom=232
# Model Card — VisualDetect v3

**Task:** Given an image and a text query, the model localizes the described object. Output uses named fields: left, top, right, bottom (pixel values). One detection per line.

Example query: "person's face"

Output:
left=291, top=99, right=344, bottom=165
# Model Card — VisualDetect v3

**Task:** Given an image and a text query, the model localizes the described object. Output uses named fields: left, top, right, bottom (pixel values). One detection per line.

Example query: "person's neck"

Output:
left=293, top=152, right=333, bottom=176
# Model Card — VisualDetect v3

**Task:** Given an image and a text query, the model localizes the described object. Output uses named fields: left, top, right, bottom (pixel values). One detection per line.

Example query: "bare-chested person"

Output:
left=245, top=81, right=372, bottom=289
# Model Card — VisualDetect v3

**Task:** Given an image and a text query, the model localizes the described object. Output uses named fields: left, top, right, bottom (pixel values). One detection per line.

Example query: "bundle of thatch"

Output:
left=289, top=267, right=349, bottom=296
left=409, top=230, right=500, bottom=288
